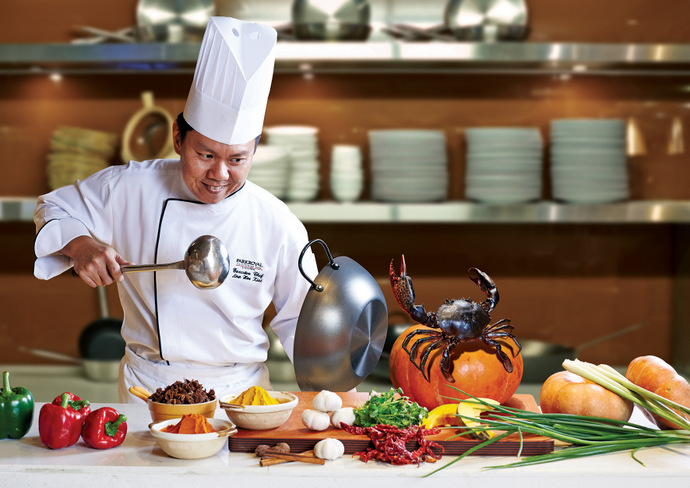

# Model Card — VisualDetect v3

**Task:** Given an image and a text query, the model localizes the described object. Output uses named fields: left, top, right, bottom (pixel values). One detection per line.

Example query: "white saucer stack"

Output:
left=248, top=145, right=290, bottom=199
left=264, top=125, right=320, bottom=202
left=549, top=119, right=629, bottom=203
left=330, top=144, right=363, bottom=203
left=369, top=129, right=448, bottom=202
left=464, top=127, right=543, bottom=204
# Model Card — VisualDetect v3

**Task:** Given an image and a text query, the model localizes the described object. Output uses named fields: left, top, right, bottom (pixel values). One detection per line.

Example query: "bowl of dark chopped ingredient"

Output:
left=144, top=379, right=218, bottom=421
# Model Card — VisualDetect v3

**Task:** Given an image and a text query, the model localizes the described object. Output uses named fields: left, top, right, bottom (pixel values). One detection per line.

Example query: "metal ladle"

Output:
left=121, top=235, right=230, bottom=289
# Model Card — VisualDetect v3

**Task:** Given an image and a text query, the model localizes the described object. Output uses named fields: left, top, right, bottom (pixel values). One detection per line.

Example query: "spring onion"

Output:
left=424, top=380, right=690, bottom=476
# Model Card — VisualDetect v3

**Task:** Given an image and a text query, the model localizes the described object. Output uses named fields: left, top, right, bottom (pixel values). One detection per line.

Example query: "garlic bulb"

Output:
left=301, top=408, right=331, bottom=431
left=330, top=407, right=356, bottom=429
left=314, top=438, right=345, bottom=460
left=312, top=390, right=343, bottom=412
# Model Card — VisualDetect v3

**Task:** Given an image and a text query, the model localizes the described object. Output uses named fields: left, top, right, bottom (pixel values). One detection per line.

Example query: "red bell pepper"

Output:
left=82, top=407, right=127, bottom=449
left=39, top=393, right=84, bottom=449
left=51, top=391, right=90, bottom=425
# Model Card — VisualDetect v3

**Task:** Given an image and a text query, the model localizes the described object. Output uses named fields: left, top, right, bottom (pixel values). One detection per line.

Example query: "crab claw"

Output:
left=390, top=255, right=415, bottom=311
left=468, top=267, right=499, bottom=312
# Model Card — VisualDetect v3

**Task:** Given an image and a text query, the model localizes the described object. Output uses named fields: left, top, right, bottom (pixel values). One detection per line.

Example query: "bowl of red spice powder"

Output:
left=149, top=414, right=237, bottom=459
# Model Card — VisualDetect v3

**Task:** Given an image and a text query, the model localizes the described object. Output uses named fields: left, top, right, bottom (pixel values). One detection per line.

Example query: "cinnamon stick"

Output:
left=260, top=449, right=325, bottom=466
left=260, top=450, right=314, bottom=467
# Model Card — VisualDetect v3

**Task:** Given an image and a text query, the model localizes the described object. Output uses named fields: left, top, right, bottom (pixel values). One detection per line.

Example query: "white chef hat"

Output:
left=183, top=17, right=277, bottom=145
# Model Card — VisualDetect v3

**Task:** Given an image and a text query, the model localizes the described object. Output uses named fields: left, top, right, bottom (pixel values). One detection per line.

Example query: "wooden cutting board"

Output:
left=228, top=391, right=554, bottom=456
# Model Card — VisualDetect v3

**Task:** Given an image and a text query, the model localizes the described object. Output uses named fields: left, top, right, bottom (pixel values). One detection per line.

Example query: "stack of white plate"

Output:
left=550, top=119, right=629, bottom=203
left=330, top=144, right=363, bottom=203
left=369, top=130, right=448, bottom=202
left=47, top=126, right=118, bottom=190
left=464, top=127, right=543, bottom=204
left=264, top=125, right=320, bottom=202
left=248, top=145, right=290, bottom=199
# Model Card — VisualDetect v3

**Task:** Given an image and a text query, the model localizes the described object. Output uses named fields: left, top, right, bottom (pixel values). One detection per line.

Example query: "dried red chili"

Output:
left=343, top=423, right=443, bottom=465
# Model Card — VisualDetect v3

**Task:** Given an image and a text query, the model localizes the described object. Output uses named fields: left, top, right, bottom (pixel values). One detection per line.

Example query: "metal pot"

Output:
left=444, top=0, right=529, bottom=41
left=291, top=0, right=371, bottom=41
left=19, top=348, right=121, bottom=382
left=293, top=239, right=387, bottom=391
left=20, top=287, right=125, bottom=382
left=136, top=0, right=214, bottom=43
left=519, top=321, right=648, bottom=383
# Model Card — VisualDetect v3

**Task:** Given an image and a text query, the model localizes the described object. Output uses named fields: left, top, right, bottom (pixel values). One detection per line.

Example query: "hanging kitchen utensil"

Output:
left=626, top=117, right=647, bottom=156
left=668, top=116, right=685, bottom=155
left=121, top=235, right=230, bottom=289
left=121, top=91, right=176, bottom=164
left=79, top=286, right=126, bottom=361
left=444, top=0, right=529, bottom=42
left=291, top=0, right=371, bottom=41
left=293, top=239, right=387, bottom=391
left=136, top=0, right=214, bottom=43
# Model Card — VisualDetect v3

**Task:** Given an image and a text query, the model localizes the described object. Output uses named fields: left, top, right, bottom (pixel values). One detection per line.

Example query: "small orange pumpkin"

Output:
left=388, top=324, right=523, bottom=410
left=540, top=370, right=633, bottom=421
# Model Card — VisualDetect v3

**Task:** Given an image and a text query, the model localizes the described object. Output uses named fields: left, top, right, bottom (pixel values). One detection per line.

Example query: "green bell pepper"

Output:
left=1, top=371, right=34, bottom=439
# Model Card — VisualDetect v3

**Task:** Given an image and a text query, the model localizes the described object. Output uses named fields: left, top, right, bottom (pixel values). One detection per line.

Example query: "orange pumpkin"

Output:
left=540, top=370, right=633, bottom=422
left=626, top=355, right=690, bottom=429
left=388, top=324, right=523, bottom=410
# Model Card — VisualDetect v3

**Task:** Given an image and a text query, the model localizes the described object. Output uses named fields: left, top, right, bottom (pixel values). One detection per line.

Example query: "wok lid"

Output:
left=294, top=239, right=388, bottom=391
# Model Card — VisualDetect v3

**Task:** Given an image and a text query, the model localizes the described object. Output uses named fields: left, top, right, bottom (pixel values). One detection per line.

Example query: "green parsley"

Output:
left=353, top=387, right=428, bottom=428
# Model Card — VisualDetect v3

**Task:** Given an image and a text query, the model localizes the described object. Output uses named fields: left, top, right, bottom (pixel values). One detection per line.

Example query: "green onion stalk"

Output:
left=424, top=371, right=690, bottom=476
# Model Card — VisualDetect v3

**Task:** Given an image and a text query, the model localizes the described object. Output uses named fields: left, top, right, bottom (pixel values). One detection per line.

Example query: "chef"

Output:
left=32, top=17, right=318, bottom=402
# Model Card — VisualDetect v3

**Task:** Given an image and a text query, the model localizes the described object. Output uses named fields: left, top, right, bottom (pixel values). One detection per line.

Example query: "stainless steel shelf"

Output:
left=6, top=197, right=690, bottom=224
left=288, top=201, right=690, bottom=223
left=2, top=41, right=690, bottom=75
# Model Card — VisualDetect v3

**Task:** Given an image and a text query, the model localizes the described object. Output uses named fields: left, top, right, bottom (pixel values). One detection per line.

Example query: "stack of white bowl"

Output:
left=330, top=144, right=363, bottom=203
left=549, top=119, right=629, bottom=203
left=47, top=126, right=118, bottom=190
left=248, top=145, right=290, bottom=199
left=264, top=125, right=320, bottom=202
left=464, top=127, right=543, bottom=204
left=369, top=129, right=448, bottom=202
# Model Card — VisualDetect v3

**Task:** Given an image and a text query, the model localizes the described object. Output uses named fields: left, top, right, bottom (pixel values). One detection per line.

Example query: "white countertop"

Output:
left=2, top=400, right=689, bottom=488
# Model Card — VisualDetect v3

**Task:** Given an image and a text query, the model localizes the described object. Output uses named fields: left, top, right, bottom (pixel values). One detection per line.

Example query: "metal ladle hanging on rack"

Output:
left=121, top=235, right=230, bottom=289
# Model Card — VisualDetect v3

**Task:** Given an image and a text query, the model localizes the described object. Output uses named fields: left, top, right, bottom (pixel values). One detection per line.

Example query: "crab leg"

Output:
left=468, top=267, right=499, bottom=313
left=390, top=255, right=436, bottom=326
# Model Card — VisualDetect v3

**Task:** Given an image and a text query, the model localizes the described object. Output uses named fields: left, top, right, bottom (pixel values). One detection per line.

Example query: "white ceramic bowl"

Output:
left=220, top=391, right=298, bottom=430
left=149, top=418, right=236, bottom=459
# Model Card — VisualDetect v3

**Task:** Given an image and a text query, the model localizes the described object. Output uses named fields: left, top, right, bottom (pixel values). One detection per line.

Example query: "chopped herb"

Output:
left=354, top=388, right=428, bottom=429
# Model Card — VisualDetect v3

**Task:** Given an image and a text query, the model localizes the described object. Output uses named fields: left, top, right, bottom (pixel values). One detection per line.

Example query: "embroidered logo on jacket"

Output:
left=232, top=258, right=264, bottom=283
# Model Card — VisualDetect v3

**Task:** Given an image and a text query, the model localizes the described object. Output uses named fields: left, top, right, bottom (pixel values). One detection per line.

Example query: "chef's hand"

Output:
left=62, top=236, right=131, bottom=287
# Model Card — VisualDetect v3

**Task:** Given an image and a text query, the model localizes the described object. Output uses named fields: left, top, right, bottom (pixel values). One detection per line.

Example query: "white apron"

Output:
left=118, top=347, right=272, bottom=403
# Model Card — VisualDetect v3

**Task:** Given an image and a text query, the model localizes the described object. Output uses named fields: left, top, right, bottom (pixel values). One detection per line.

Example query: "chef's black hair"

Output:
left=176, top=112, right=261, bottom=152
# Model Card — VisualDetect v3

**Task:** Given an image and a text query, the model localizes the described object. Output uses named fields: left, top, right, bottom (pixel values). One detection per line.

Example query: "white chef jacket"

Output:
left=34, top=159, right=318, bottom=401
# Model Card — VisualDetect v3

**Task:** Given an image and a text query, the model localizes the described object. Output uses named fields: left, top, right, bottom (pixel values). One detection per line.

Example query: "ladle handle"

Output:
left=121, top=260, right=185, bottom=273
left=298, top=238, right=339, bottom=292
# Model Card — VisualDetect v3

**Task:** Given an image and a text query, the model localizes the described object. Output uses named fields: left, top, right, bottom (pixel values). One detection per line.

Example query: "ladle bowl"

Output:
left=122, top=235, right=230, bottom=289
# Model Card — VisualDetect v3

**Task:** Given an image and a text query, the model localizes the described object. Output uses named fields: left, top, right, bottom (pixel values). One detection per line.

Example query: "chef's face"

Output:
left=173, top=120, right=255, bottom=204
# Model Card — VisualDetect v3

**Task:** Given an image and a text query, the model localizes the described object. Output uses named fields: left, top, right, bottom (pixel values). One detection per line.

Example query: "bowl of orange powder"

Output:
left=149, top=414, right=237, bottom=459
left=220, top=386, right=298, bottom=430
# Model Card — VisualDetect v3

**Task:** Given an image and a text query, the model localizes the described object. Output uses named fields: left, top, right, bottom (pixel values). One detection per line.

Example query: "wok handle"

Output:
left=298, top=238, right=339, bottom=292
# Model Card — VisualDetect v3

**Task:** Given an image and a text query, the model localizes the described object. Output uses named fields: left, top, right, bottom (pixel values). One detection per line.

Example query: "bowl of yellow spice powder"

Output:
left=220, top=386, right=298, bottom=430
left=149, top=414, right=237, bottom=459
